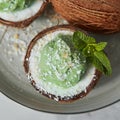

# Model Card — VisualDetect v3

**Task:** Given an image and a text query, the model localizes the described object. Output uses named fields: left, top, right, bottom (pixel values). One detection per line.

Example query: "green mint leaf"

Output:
left=73, top=31, right=96, bottom=44
left=72, top=31, right=86, bottom=50
left=94, top=51, right=112, bottom=75
left=82, top=45, right=95, bottom=57
left=72, top=30, right=112, bottom=76
left=93, top=56, right=106, bottom=74
left=94, top=42, right=107, bottom=51
left=72, top=31, right=96, bottom=50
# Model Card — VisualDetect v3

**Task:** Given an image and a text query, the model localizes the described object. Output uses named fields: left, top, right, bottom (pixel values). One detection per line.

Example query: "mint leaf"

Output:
left=82, top=45, right=95, bottom=57
left=94, top=42, right=107, bottom=51
left=72, top=31, right=112, bottom=76
left=94, top=51, right=112, bottom=75
left=93, top=56, right=106, bottom=74
left=72, top=31, right=96, bottom=50
left=73, top=31, right=96, bottom=44
left=72, top=32, right=86, bottom=50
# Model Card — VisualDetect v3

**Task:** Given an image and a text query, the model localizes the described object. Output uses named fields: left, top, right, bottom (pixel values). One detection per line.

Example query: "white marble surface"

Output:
left=0, top=92, right=120, bottom=120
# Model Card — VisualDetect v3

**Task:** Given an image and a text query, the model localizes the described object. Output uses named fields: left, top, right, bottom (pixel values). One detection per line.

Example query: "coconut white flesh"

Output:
left=28, top=30, right=96, bottom=100
left=0, top=0, right=45, bottom=22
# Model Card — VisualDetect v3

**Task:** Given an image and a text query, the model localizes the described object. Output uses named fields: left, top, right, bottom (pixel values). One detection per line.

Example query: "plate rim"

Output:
left=0, top=88, right=120, bottom=114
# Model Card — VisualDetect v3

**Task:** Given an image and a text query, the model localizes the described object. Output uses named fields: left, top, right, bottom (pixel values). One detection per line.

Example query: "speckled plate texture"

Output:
left=0, top=5, right=120, bottom=114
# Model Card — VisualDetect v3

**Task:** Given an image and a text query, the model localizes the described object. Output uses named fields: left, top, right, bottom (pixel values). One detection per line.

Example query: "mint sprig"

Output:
left=72, top=31, right=112, bottom=76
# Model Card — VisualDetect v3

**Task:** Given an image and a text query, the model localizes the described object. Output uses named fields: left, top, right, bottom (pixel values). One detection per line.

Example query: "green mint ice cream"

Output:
left=0, top=0, right=35, bottom=12
left=39, top=34, right=87, bottom=88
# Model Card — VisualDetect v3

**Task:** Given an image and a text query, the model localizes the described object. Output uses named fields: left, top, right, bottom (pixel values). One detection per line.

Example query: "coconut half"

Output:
left=0, top=0, right=48, bottom=27
left=24, top=25, right=101, bottom=102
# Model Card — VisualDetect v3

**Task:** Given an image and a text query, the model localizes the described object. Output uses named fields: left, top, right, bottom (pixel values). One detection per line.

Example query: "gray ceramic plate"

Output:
left=0, top=6, right=120, bottom=114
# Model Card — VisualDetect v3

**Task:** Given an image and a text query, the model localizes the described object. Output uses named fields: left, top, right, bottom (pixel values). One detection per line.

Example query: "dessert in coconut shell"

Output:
left=24, top=25, right=111, bottom=102
left=50, top=0, right=120, bottom=33
left=0, top=0, right=48, bottom=27
left=0, top=0, right=111, bottom=103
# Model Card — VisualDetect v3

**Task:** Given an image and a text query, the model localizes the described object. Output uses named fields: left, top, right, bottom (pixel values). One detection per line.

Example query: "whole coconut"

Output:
left=51, top=0, right=120, bottom=33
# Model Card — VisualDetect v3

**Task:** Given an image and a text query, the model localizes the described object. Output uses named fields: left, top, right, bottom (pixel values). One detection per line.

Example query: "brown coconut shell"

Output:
left=24, top=25, right=101, bottom=103
left=0, top=1, right=48, bottom=28
left=50, top=0, right=120, bottom=34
